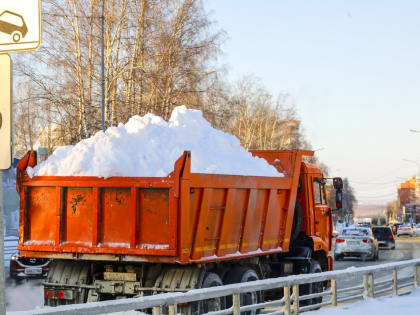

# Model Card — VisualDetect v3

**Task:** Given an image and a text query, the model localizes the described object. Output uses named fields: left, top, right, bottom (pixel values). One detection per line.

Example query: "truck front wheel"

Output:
left=300, top=260, right=323, bottom=307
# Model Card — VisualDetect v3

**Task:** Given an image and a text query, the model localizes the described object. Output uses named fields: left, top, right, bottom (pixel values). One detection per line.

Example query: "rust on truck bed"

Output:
left=17, top=150, right=313, bottom=264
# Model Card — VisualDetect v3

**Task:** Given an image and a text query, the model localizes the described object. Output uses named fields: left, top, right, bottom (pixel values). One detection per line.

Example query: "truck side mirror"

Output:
left=333, top=177, right=343, bottom=190
left=336, top=190, right=343, bottom=209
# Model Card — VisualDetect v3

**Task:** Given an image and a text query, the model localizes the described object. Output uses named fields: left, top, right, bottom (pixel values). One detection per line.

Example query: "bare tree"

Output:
left=16, top=0, right=223, bottom=144
left=13, top=81, right=42, bottom=157
left=220, top=76, right=304, bottom=150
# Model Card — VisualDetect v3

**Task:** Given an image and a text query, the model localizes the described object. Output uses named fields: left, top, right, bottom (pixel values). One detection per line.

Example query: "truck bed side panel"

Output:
left=261, top=189, right=288, bottom=251
left=240, top=189, right=267, bottom=253
left=19, top=150, right=312, bottom=264
left=216, top=189, right=248, bottom=256
left=64, top=187, right=93, bottom=246
left=27, top=187, right=56, bottom=245
left=100, top=188, right=132, bottom=247
left=20, top=178, right=177, bottom=257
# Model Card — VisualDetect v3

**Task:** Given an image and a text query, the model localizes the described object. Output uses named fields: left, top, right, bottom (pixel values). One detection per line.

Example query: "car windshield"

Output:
left=342, top=228, right=369, bottom=236
left=372, top=228, right=391, bottom=236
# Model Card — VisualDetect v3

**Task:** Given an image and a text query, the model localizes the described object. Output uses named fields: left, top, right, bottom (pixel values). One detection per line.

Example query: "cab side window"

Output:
left=313, top=179, right=327, bottom=205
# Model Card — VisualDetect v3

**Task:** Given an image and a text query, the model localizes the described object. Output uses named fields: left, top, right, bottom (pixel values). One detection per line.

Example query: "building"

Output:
left=35, top=123, right=71, bottom=157
left=398, top=177, right=420, bottom=223
left=398, top=179, right=417, bottom=205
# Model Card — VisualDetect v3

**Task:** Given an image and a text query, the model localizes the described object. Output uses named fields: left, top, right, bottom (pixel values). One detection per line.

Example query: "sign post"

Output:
left=0, top=1, right=41, bottom=313
left=0, top=55, right=12, bottom=170
left=0, top=55, right=11, bottom=315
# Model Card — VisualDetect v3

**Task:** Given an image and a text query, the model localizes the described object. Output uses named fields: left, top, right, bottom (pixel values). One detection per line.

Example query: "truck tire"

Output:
left=178, top=271, right=224, bottom=315
left=291, top=201, right=303, bottom=242
left=199, top=272, right=225, bottom=313
left=300, top=260, right=323, bottom=307
left=225, top=268, right=261, bottom=315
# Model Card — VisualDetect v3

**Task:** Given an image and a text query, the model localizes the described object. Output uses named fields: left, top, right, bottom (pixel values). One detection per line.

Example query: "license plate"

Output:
left=347, top=241, right=360, bottom=246
left=25, top=267, right=42, bottom=275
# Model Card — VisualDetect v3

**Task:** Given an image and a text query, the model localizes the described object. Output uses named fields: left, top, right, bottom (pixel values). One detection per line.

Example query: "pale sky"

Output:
left=205, top=0, right=420, bottom=205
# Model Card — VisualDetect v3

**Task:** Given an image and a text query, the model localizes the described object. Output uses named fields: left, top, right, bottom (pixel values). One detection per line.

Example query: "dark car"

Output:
left=392, top=223, right=403, bottom=235
left=0, top=10, right=28, bottom=43
left=372, top=226, right=395, bottom=250
left=9, top=252, right=51, bottom=281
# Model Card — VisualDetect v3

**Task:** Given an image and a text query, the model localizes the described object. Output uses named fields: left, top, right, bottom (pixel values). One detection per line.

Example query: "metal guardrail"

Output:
left=9, top=258, right=420, bottom=315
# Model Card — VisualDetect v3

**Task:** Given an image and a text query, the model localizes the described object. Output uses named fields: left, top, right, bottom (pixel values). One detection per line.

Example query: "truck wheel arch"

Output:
left=312, top=250, right=329, bottom=272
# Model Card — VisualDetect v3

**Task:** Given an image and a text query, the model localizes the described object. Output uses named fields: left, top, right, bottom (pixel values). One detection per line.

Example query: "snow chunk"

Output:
left=29, top=106, right=283, bottom=178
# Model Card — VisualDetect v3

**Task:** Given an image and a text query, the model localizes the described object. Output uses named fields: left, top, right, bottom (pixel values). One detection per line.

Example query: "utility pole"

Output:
left=101, top=0, right=106, bottom=131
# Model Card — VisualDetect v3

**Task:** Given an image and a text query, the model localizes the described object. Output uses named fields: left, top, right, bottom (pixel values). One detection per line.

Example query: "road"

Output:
left=333, top=236, right=420, bottom=290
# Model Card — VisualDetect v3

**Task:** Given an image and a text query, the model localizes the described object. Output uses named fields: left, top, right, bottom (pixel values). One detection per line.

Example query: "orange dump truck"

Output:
left=16, top=149, right=343, bottom=311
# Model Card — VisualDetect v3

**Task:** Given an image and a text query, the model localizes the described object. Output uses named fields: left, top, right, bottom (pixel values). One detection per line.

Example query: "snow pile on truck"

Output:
left=27, top=106, right=282, bottom=178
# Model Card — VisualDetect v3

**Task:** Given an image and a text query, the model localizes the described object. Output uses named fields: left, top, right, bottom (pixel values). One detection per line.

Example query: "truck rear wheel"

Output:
left=155, top=268, right=224, bottom=314
left=225, top=267, right=261, bottom=315
left=199, top=272, right=225, bottom=313
left=177, top=271, right=224, bottom=315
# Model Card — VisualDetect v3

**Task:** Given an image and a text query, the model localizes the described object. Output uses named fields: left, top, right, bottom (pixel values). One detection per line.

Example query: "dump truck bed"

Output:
left=18, top=150, right=313, bottom=264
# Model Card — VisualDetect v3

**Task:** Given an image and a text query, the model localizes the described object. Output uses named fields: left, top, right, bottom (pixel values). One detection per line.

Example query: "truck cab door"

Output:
left=312, top=178, right=332, bottom=250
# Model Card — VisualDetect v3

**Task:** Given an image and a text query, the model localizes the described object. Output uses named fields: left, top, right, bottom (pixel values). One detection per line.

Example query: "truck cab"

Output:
left=296, top=163, right=338, bottom=272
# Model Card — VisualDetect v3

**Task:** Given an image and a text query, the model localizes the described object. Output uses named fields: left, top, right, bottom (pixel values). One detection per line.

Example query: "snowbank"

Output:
left=309, top=288, right=420, bottom=315
left=27, top=106, right=282, bottom=178
left=6, top=281, right=44, bottom=311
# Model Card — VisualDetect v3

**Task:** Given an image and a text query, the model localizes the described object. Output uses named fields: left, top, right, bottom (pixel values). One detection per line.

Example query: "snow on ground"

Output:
left=6, top=281, right=44, bottom=311
left=309, top=288, right=420, bottom=315
left=6, top=282, right=420, bottom=313
left=27, top=106, right=282, bottom=178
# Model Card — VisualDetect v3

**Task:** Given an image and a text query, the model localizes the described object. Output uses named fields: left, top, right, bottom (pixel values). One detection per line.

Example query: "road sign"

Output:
left=0, top=54, right=11, bottom=170
left=0, top=0, right=41, bottom=53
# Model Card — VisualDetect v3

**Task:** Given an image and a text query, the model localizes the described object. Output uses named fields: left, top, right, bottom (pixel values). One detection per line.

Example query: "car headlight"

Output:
left=11, top=252, right=19, bottom=261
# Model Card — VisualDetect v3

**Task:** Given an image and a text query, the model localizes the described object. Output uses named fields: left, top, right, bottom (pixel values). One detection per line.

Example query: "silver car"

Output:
left=414, top=224, right=420, bottom=236
left=334, top=227, right=379, bottom=261
left=397, top=225, right=414, bottom=237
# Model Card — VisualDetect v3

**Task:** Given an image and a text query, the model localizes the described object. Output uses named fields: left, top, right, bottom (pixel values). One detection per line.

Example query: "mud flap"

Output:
left=44, top=260, right=90, bottom=306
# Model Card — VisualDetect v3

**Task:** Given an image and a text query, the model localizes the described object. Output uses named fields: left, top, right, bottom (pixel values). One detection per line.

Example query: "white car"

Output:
left=397, top=225, right=414, bottom=237
left=414, top=224, right=420, bottom=236
left=334, top=227, right=379, bottom=261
